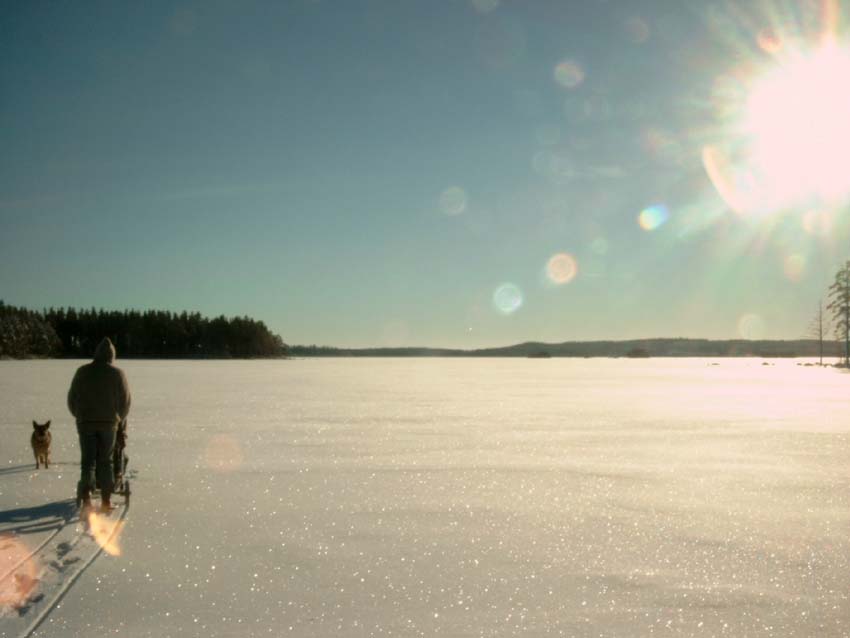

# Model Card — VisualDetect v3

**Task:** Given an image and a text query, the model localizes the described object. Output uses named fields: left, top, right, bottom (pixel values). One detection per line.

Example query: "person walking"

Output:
left=67, top=337, right=132, bottom=514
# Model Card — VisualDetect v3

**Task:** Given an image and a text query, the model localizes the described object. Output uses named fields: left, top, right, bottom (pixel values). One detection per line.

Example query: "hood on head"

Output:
left=94, top=337, right=116, bottom=363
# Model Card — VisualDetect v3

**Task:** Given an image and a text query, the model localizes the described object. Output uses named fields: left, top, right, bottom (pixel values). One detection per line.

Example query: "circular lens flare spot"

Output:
left=590, top=237, right=609, bottom=255
left=0, top=537, right=39, bottom=609
left=554, top=60, right=585, bottom=89
left=546, top=253, right=578, bottom=285
left=738, top=313, right=766, bottom=339
left=625, top=17, right=651, bottom=44
left=439, top=187, right=468, bottom=215
left=638, top=204, right=669, bottom=231
left=641, top=127, right=683, bottom=165
left=471, top=0, right=499, bottom=13
left=802, top=209, right=833, bottom=236
left=493, top=283, right=523, bottom=314
left=783, top=253, right=806, bottom=281
left=202, top=435, right=244, bottom=473
left=757, top=28, right=783, bottom=54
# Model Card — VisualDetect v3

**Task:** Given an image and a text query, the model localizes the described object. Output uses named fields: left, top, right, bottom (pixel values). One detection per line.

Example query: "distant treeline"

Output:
left=0, top=302, right=61, bottom=358
left=289, top=338, right=842, bottom=358
left=0, top=301, right=287, bottom=359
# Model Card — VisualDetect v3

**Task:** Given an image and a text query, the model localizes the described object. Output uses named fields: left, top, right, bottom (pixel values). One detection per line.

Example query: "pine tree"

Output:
left=827, top=261, right=850, bottom=367
left=1, top=301, right=287, bottom=358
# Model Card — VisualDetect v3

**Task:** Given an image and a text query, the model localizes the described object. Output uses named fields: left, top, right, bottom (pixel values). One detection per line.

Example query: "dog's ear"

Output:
left=33, top=420, right=38, bottom=429
left=45, top=420, right=51, bottom=428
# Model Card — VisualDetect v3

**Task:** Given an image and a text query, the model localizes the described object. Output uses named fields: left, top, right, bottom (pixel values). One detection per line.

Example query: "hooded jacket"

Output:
left=67, top=338, right=132, bottom=429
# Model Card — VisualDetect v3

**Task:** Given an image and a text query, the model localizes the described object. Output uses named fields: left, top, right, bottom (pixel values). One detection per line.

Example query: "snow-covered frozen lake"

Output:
left=1, top=358, right=849, bottom=637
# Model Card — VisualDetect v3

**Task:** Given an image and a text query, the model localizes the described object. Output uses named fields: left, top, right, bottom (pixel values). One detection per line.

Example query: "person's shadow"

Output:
left=0, top=499, right=77, bottom=536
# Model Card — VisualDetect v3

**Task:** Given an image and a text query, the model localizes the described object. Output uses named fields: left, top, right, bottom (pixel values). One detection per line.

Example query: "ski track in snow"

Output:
left=0, top=527, right=63, bottom=587
left=0, top=498, right=129, bottom=638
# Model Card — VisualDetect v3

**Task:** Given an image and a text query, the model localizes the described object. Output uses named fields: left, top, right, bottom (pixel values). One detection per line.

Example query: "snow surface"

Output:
left=1, top=358, right=850, bottom=637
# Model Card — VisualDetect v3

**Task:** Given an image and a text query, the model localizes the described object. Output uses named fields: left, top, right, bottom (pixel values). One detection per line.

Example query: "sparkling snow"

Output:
left=1, top=358, right=849, bottom=637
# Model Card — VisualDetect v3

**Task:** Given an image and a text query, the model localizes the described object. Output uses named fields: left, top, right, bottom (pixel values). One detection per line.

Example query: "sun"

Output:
left=702, top=1, right=850, bottom=216
left=742, top=41, right=850, bottom=208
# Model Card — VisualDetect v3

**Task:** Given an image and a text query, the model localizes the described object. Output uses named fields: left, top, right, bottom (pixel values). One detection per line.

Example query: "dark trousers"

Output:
left=77, top=427, right=116, bottom=499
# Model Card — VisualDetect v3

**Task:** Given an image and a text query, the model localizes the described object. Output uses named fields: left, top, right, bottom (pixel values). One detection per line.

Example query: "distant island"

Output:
left=289, top=338, right=840, bottom=359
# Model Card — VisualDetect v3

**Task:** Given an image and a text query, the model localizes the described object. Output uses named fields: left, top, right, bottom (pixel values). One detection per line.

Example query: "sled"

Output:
left=111, top=418, right=131, bottom=506
left=84, top=419, right=131, bottom=509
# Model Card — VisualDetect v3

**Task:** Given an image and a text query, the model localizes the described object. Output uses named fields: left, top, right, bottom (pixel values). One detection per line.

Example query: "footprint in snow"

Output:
left=12, top=574, right=41, bottom=615
left=15, top=592, right=45, bottom=617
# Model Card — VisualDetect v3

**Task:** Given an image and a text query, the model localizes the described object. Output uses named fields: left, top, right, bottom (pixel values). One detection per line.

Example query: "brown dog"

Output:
left=31, top=420, right=51, bottom=469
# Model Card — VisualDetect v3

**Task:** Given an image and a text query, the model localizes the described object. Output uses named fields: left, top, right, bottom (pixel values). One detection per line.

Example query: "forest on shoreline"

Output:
left=2, top=300, right=841, bottom=361
left=0, top=301, right=287, bottom=359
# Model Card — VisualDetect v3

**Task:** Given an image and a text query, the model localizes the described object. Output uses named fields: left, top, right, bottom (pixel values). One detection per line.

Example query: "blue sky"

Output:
left=2, top=1, right=849, bottom=348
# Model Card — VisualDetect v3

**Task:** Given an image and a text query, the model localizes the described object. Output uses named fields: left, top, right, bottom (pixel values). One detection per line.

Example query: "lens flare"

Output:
left=87, top=511, right=125, bottom=557
left=702, top=0, right=850, bottom=217
left=493, top=283, right=523, bottom=315
left=783, top=253, right=806, bottom=281
left=439, top=187, right=468, bottom=216
left=641, top=127, right=683, bottom=165
left=554, top=60, right=585, bottom=89
left=471, top=0, right=499, bottom=14
left=638, top=204, right=669, bottom=231
left=710, top=73, right=746, bottom=117
left=625, top=17, right=651, bottom=44
left=701, top=145, right=763, bottom=214
left=590, top=237, right=609, bottom=255
left=739, top=42, right=850, bottom=208
left=756, top=29, right=783, bottom=54
left=0, top=536, right=39, bottom=609
left=802, top=209, right=833, bottom=236
left=546, top=253, right=578, bottom=285
left=738, top=313, right=766, bottom=339
left=202, top=435, right=244, bottom=473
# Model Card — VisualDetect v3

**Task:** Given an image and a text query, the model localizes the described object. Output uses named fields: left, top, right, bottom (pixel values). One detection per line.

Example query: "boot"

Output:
left=78, top=492, right=93, bottom=521
left=100, top=494, right=114, bottom=514
left=76, top=488, right=91, bottom=509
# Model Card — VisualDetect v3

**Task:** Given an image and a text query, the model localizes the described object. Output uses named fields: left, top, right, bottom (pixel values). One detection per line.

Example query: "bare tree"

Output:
left=807, top=298, right=830, bottom=366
